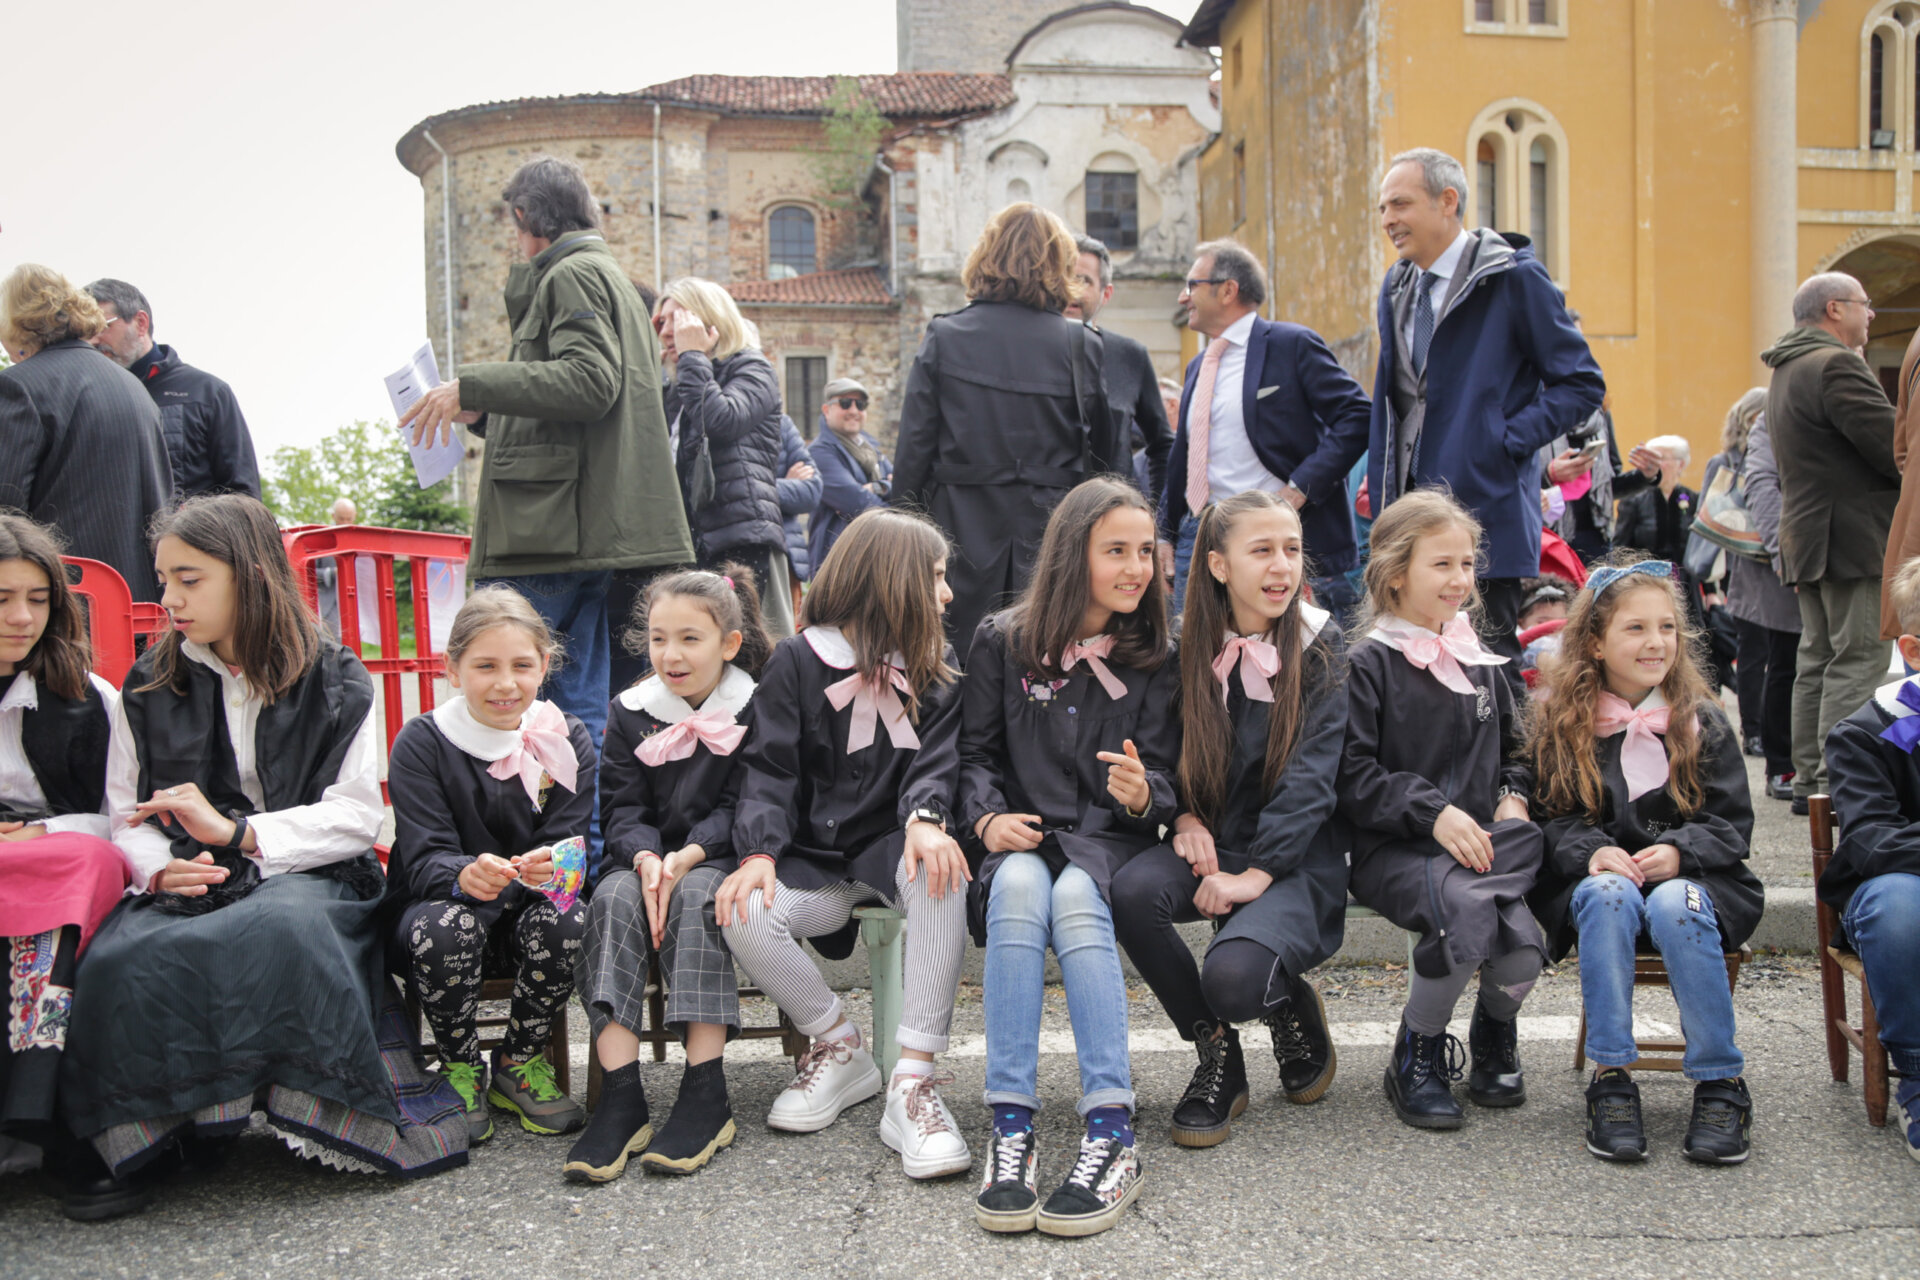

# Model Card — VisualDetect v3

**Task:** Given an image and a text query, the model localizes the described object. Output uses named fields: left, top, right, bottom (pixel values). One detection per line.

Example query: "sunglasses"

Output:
left=834, top=397, right=869, bottom=412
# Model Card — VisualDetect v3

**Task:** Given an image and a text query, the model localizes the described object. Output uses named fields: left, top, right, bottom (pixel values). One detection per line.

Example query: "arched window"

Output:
left=1861, top=2, right=1920, bottom=149
left=1475, top=137, right=1499, bottom=231
left=1465, top=99, right=1570, bottom=286
left=767, top=206, right=816, bottom=280
left=1084, top=159, right=1140, bottom=251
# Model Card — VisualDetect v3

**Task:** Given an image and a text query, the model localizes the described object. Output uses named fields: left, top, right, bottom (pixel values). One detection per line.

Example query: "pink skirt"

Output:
left=0, top=833, right=131, bottom=951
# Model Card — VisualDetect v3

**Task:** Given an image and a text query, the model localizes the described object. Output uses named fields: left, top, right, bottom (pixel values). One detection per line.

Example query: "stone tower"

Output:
left=896, top=0, right=1080, bottom=73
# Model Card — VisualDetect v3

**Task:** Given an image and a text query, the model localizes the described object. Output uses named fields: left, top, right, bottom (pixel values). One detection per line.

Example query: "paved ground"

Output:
left=3, top=956, right=1912, bottom=1280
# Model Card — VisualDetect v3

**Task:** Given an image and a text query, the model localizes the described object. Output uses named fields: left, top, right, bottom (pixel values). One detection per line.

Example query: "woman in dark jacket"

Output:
left=776, top=413, right=821, bottom=584
left=891, top=203, right=1124, bottom=652
left=659, top=279, right=792, bottom=637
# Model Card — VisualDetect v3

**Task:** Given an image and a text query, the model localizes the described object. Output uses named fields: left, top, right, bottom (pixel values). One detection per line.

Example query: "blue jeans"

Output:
left=1841, top=872, right=1920, bottom=1075
left=982, top=854, right=1133, bottom=1115
left=1570, top=874, right=1743, bottom=1080
left=1171, top=510, right=1358, bottom=630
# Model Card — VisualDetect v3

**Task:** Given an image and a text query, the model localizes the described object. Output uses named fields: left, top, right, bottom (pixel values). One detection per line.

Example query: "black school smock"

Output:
left=1338, top=635, right=1545, bottom=979
left=384, top=697, right=598, bottom=936
left=734, top=625, right=961, bottom=891
left=1823, top=677, right=1920, bottom=914
left=597, top=664, right=754, bottom=891
left=1527, top=697, right=1758, bottom=960
left=957, top=614, right=1179, bottom=935
left=1200, top=610, right=1353, bottom=977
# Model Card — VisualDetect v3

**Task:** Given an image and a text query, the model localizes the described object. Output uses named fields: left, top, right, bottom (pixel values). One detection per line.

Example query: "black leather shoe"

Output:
left=1584, top=1069, right=1647, bottom=1162
left=1169, top=1023, right=1248, bottom=1148
left=1683, top=1077, right=1753, bottom=1165
left=1791, top=796, right=1810, bottom=817
left=1466, top=1003, right=1526, bottom=1107
left=1767, top=774, right=1795, bottom=802
left=1383, top=1020, right=1465, bottom=1130
left=1263, top=975, right=1336, bottom=1104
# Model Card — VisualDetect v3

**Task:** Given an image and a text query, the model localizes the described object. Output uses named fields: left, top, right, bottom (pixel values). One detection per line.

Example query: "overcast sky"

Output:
left=5, top=1, right=1187, bottom=469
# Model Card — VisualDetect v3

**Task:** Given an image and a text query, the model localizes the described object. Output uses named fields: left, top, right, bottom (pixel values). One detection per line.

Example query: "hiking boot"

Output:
left=1033, top=1136, right=1144, bottom=1238
left=442, top=1061, right=493, bottom=1144
left=1169, top=1023, right=1249, bottom=1148
left=1584, top=1069, right=1647, bottom=1162
left=488, top=1051, right=586, bottom=1136
left=767, top=1037, right=881, bottom=1132
left=1264, top=975, right=1337, bottom=1104
left=640, top=1057, right=734, bottom=1176
left=1682, top=1077, right=1753, bottom=1165
left=563, top=1061, right=652, bottom=1183
left=974, top=1125, right=1040, bottom=1234
left=878, top=1071, right=971, bottom=1179
left=1466, top=1002, right=1526, bottom=1108
left=1384, top=1019, right=1465, bottom=1130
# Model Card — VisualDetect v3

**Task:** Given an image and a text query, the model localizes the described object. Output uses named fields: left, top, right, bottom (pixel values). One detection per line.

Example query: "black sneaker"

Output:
left=1465, top=1002, right=1526, bottom=1108
left=1584, top=1069, right=1647, bottom=1162
left=639, top=1058, right=734, bottom=1176
left=1791, top=796, right=1810, bottom=817
left=1683, top=1078, right=1753, bottom=1165
left=1383, top=1019, right=1465, bottom=1130
left=1263, top=976, right=1337, bottom=1104
left=1169, top=1023, right=1249, bottom=1148
left=1742, top=735, right=1764, bottom=758
left=1766, top=774, right=1795, bottom=802
left=1033, top=1136, right=1144, bottom=1238
left=973, top=1127, right=1039, bottom=1234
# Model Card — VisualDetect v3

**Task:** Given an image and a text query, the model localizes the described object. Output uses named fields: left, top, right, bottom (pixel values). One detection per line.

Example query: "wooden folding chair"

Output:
left=1571, top=946, right=1750, bottom=1071
left=1811, top=794, right=1891, bottom=1127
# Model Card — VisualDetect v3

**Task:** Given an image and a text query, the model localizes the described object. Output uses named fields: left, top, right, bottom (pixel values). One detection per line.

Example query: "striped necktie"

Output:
left=1184, top=336, right=1233, bottom=517
left=1411, top=271, right=1440, bottom=377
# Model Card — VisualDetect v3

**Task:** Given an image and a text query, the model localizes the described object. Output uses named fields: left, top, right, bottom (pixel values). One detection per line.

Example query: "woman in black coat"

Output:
left=659, top=280, right=792, bottom=636
left=891, top=203, right=1125, bottom=653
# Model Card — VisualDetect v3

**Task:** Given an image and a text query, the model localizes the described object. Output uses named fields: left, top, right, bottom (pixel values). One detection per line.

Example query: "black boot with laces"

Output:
left=1384, top=1018, right=1466, bottom=1130
left=1584, top=1068, right=1647, bottom=1162
left=1465, top=1001, right=1526, bottom=1107
left=1683, top=1077, right=1752, bottom=1165
left=1263, top=975, right=1337, bottom=1104
left=1169, top=1022, right=1248, bottom=1148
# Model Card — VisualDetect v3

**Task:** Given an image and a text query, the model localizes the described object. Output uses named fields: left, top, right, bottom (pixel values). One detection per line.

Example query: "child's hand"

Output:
left=1193, top=867, right=1273, bottom=918
left=904, top=819, right=971, bottom=900
left=514, top=846, right=556, bottom=889
left=151, top=851, right=229, bottom=896
left=715, top=857, right=776, bottom=929
left=0, top=821, right=47, bottom=842
left=1632, top=844, right=1681, bottom=884
left=458, top=852, right=518, bottom=902
left=976, top=812, right=1044, bottom=853
left=1096, top=739, right=1152, bottom=816
left=643, top=845, right=707, bottom=946
left=1171, top=813, right=1218, bottom=877
left=1433, top=805, right=1494, bottom=873
left=130, top=781, right=239, bottom=848
left=1587, top=846, right=1643, bottom=884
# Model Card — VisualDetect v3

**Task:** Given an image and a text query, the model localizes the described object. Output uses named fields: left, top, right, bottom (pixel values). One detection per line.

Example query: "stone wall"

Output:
left=896, top=0, right=1078, bottom=73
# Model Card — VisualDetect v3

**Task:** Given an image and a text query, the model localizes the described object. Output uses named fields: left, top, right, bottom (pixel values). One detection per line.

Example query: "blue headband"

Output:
left=1584, top=560, right=1674, bottom=598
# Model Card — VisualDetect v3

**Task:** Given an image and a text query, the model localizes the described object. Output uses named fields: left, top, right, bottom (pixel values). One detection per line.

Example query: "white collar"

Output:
left=1300, top=601, right=1330, bottom=643
left=1875, top=676, right=1920, bottom=719
left=181, top=638, right=252, bottom=693
left=802, top=625, right=905, bottom=672
left=433, top=696, right=551, bottom=763
left=1617, top=685, right=1670, bottom=712
left=0, top=673, right=35, bottom=714
left=618, top=663, right=756, bottom=723
left=1424, top=228, right=1473, bottom=285
left=1216, top=309, right=1258, bottom=348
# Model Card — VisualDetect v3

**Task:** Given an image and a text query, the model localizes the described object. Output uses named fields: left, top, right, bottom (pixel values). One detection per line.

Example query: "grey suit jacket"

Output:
left=0, top=340, right=174, bottom=602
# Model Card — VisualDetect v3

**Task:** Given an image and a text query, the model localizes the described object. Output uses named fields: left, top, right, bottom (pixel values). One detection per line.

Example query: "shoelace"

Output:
left=1409, top=1031, right=1467, bottom=1087
left=1266, top=1007, right=1311, bottom=1065
left=1593, top=1093, right=1639, bottom=1127
left=508, top=1057, right=564, bottom=1102
left=1691, top=1096, right=1740, bottom=1134
left=901, top=1072, right=956, bottom=1136
left=1179, top=1027, right=1230, bottom=1107
left=1064, top=1136, right=1115, bottom=1188
left=443, top=1062, right=482, bottom=1108
left=789, top=1038, right=853, bottom=1093
left=990, top=1128, right=1032, bottom=1184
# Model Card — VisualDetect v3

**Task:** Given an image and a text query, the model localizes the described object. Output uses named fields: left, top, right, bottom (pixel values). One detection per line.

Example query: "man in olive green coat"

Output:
left=403, top=155, right=693, bottom=749
left=1760, top=271, right=1901, bottom=806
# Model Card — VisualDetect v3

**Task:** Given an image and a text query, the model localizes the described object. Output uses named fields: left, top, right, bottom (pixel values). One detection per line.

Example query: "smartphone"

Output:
left=1578, top=438, right=1605, bottom=459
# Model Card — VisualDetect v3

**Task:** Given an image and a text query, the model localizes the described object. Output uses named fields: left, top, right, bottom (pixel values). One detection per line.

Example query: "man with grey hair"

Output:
left=84, top=277, right=260, bottom=500
left=1161, top=237, right=1372, bottom=616
left=1760, top=271, right=1900, bottom=811
left=1369, top=147, right=1604, bottom=683
left=1065, top=234, right=1172, bottom=513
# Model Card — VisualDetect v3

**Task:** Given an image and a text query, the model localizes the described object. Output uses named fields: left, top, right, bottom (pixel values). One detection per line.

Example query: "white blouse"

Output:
left=107, top=641, right=385, bottom=890
left=0, top=671, right=118, bottom=840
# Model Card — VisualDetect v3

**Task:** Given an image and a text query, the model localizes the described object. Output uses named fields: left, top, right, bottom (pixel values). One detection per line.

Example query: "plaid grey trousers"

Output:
left=580, top=866, right=741, bottom=1040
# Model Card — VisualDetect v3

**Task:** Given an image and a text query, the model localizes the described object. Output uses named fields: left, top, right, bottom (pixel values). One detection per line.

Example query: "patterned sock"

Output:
left=993, top=1104, right=1035, bottom=1136
left=1086, top=1105, right=1134, bottom=1147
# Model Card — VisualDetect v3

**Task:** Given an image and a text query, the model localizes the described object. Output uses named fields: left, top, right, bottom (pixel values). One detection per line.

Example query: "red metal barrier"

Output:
left=63, top=557, right=171, bottom=688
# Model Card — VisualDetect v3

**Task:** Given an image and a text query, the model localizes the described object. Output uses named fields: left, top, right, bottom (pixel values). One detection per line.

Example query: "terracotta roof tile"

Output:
left=730, top=268, right=893, bottom=306
left=635, top=73, right=1014, bottom=119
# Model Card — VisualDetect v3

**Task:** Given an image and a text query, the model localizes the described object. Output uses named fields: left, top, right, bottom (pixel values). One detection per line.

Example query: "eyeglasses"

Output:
left=834, top=397, right=869, bottom=412
left=1183, top=277, right=1228, bottom=292
left=1837, top=298, right=1874, bottom=309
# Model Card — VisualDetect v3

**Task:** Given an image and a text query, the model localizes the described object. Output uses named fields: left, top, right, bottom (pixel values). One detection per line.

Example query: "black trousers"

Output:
left=1475, top=576, right=1527, bottom=700
left=1735, top=616, right=1798, bottom=776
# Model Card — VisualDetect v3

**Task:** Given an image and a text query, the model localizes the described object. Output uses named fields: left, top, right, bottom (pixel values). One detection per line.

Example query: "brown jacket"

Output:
left=1882, top=328, right=1920, bottom=638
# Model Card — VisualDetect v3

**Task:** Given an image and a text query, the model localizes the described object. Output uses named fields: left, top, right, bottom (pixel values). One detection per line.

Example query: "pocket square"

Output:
left=1256, top=385, right=1279, bottom=400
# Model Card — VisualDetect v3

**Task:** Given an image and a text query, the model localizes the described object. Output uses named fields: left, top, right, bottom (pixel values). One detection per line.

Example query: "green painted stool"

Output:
left=854, top=906, right=906, bottom=1077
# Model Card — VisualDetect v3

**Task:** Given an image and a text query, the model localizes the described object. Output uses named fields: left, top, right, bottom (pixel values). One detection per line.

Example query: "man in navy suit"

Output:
left=1161, top=240, right=1372, bottom=620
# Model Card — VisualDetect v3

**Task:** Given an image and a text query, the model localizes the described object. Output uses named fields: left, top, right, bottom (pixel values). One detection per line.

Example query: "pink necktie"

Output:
left=1058, top=635, right=1127, bottom=700
left=1184, top=336, right=1233, bottom=516
left=1212, top=635, right=1279, bottom=703
left=636, top=709, right=747, bottom=766
left=825, top=666, right=920, bottom=753
left=1376, top=615, right=1507, bottom=696
left=1595, top=691, right=1674, bottom=801
left=487, top=701, right=579, bottom=809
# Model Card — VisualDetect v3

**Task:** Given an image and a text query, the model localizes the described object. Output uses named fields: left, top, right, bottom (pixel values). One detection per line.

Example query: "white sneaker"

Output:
left=766, top=1038, right=882, bottom=1133
left=878, top=1071, right=972, bottom=1179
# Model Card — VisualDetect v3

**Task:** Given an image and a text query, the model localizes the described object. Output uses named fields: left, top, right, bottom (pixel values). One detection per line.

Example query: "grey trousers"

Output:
left=1792, top=576, right=1890, bottom=796
left=580, top=866, right=741, bottom=1040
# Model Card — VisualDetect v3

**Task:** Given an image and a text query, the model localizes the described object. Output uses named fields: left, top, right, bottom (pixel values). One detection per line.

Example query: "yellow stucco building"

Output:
left=1182, top=0, right=1920, bottom=479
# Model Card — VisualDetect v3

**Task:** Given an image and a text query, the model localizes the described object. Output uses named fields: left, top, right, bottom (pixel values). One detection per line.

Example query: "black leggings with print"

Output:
left=399, top=895, right=586, bottom=1066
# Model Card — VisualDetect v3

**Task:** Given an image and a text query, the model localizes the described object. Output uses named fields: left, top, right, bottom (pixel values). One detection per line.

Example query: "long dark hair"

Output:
left=1177, top=492, right=1332, bottom=829
left=139, top=495, right=322, bottom=703
left=1008, top=477, right=1168, bottom=679
left=802, top=508, right=956, bottom=717
left=629, top=562, right=774, bottom=680
left=0, top=510, right=91, bottom=700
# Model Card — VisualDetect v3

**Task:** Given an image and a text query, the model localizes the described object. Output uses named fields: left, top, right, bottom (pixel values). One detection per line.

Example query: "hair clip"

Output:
left=722, top=576, right=734, bottom=589
left=1584, top=560, right=1673, bottom=598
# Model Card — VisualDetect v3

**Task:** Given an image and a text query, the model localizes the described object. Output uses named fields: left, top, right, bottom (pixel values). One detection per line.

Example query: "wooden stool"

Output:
left=1571, top=946, right=1749, bottom=1072
left=585, top=982, right=808, bottom=1109
left=405, top=977, right=572, bottom=1093
left=1811, top=794, right=1892, bottom=1127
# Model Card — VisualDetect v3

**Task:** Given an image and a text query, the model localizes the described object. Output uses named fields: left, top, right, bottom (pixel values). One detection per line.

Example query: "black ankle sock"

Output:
left=649, top=1058, right=733, bottom=1160
left=567, top=1063, right=650, bottom=1164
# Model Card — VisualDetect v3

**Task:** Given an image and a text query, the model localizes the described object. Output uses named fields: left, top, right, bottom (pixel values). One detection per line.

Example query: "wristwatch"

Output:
left=221, top=811, right=250, bottom=851
left=1495, top=785, right=1527, bottom=806
left=906, top=808, right=946, bottom=831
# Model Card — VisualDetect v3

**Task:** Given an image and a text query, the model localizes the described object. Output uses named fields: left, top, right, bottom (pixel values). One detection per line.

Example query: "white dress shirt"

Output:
left=0, top=671, right=117, bottom=840
left=108, top=640, right=385, bottom=890
left=1401, top=227, right=1474, bottom=355
left=1202, top=309, right=1284, bottom=506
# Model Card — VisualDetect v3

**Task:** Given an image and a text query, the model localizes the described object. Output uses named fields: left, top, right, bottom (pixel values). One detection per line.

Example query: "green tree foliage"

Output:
left=809, top=77, right=886, bottom=212
left=262, top=420, right=467, bottom=533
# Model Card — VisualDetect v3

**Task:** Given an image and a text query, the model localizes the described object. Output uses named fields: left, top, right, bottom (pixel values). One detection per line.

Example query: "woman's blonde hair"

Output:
left=961, top=203, right=1079, bottom=313
left=660, top=277, right=750, bottom=361
left=445, top=585, right=564, bottom=670
left=1722, top=387, right=1767, bottom=455
left=1358, top=489, right=1484, bottom=634
left=0, top=265, right=106, bottom=354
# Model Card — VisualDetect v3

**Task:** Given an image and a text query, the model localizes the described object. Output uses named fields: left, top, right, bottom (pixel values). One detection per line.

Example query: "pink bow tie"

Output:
left=487, top=701, right=579, bottom=810
left=1213, top=635, right=1279, bottom=703
left=1058, top=635, right=1127, bottom=700
left=825, top=665, right=920, bottom=753
left=1377, top=615, right=1507, bottom=696
left=636, top=708, right=747, bottom=766
left=1595, top=692, right=1673, bottom=801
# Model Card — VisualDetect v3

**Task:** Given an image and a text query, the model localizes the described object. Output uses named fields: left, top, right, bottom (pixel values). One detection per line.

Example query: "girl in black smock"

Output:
left=1338, top=491, right=1545, bottom=1132
left=1111, top=493, right=1349, bottom=1151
